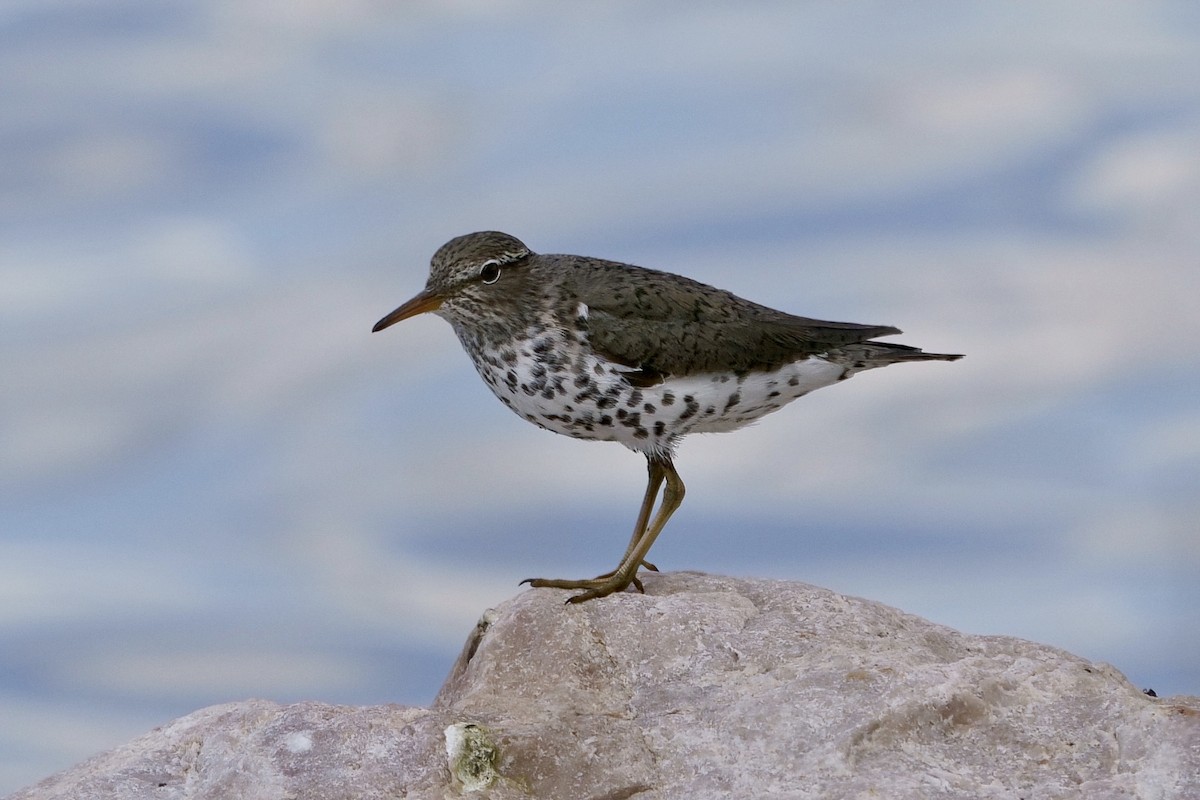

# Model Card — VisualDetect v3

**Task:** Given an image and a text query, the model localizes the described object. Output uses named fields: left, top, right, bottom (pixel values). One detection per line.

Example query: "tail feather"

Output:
left=826, top=341, right=963, bottom=373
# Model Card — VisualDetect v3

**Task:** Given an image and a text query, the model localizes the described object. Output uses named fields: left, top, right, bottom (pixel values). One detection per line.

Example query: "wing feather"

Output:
left=565, top=257, right=899, bottom=376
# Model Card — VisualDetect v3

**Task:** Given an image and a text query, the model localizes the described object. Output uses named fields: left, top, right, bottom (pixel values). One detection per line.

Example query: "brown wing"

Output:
left=565, top=256, right=900, bottom=377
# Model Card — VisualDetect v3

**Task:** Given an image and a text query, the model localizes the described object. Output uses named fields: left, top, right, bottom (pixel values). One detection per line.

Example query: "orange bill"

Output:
left=372, top=288, right=443, bottom=332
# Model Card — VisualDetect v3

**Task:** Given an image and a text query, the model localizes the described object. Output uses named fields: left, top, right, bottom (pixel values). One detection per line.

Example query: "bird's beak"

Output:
left=372, top=288, right=444, bottom=332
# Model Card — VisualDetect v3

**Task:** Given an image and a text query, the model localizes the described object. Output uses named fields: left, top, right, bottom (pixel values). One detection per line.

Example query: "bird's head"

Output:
left=372, top=231, right=534, bottom=333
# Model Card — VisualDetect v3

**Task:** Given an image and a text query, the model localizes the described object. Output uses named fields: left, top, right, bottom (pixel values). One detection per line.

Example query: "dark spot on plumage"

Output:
left=654, top=420, right=666, bottom=436
left=634, top=428, right=649, bottom=439
left=574, top=373, right=591, bottom=388
left=505, top=370, right=518, bottom=387
left=788, top=375, right=800, bottom=387
left=563, top=404, right=574, bottom=412
left=596, top=396, right=617, bottom=409
left=521, top=384, right=536, bottom=396
left=574, top=389, right=596, bottom=403
left=599, top=414, right=613, bottom=426
left=678, top=406, right=697, bottom=422
left=623, top=366, right=666, bottom=388
left=724, top=392, right=741, bottom=411
left=643, top=403, right=656, bottom=413
left=501, top=349, right=517, bottom=365
left=683, top=394, right=695, bottom=405
left=704, top=406, right=716, bottom=415
left=626, top=390, right=643, bottom=407
left=661, top=392, right=676, bottom=406
left=541, top=387, right=555, bottom=400
left=621, top=412, right=642, bottom=428
left=593, top=363, right=604, bottom=376
left=531, top=338, right=552, bottom=355
left=768, top=390, right=781, bottom=398
left=531, top=363, right=546, bottom=379
left=616, top=408, right=628, bottom=420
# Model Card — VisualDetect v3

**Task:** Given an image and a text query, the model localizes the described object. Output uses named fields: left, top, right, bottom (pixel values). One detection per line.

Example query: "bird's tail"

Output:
left=826, top=341, right=963, bottom=374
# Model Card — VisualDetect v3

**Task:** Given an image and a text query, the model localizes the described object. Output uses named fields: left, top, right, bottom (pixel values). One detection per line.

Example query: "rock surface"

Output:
left=10, top=572, right=1199, bottom=799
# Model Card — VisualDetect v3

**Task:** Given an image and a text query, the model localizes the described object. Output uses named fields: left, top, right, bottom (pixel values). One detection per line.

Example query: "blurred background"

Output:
left=3, top=1, right=1198, bottom=791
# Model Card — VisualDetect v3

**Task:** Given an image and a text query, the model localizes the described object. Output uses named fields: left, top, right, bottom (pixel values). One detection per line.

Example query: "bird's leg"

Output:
left=619, top=457, right=665, bottom=573
left=523, top=455, right=685, bottom=603
left=571, top=456, right=684, bottom=602
left=586, top=457, right=664, bottom=591
left=522, top=457, right=665, bottom=595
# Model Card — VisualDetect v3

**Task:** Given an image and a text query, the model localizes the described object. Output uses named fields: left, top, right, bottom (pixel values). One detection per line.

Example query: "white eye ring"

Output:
left=479, top=261, right=501, bottom=284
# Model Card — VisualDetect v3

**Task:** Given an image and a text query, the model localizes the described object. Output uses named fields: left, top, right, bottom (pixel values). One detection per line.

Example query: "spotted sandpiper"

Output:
left=373, top=232, right=962, bottom=602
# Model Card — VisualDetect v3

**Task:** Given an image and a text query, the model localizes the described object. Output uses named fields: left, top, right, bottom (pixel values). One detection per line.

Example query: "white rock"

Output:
left=11, top=573, right=1199, bottom=799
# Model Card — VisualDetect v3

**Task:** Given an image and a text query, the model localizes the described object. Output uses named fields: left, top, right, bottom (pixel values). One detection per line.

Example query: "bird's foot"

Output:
left=521, top=568, right=646, bottom=603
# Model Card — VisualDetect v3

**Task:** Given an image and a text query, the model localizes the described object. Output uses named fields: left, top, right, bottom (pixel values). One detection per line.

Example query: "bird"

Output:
left=373, top=231, right=962, bottom=603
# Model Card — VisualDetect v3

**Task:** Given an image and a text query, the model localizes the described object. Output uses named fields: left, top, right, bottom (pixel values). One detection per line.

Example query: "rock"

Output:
left=11, top=572, right=1199, bottom=799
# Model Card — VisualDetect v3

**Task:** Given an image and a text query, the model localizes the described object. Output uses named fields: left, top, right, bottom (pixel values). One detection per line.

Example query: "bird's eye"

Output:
left=479, top=261, right=501, bottom=284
